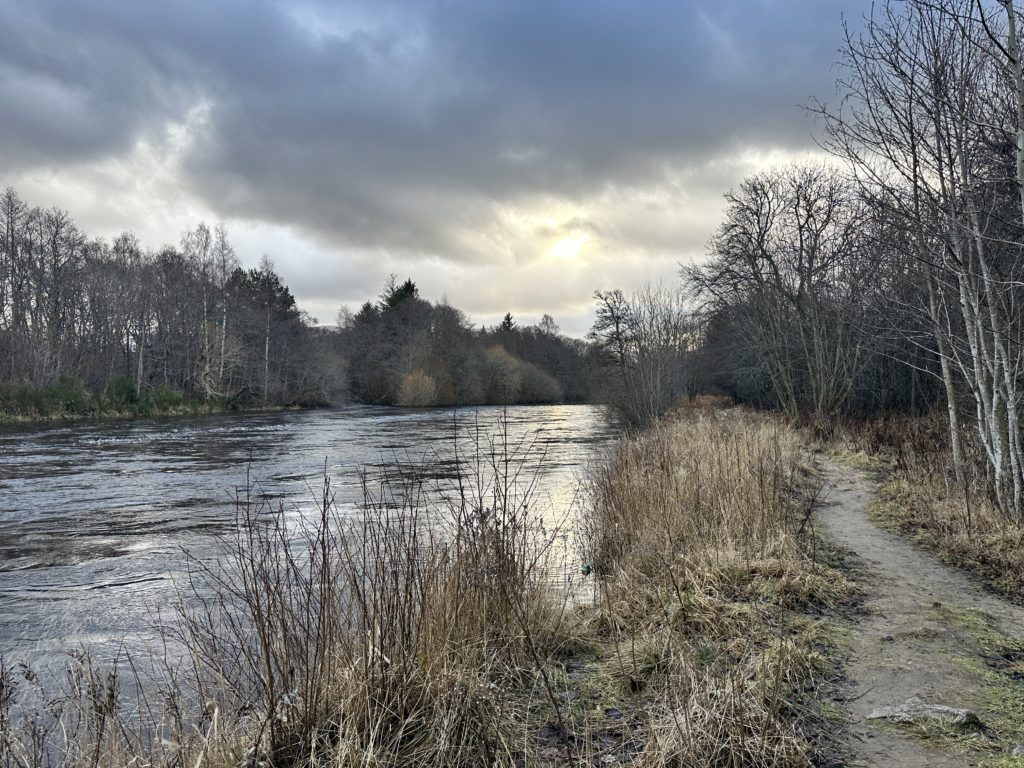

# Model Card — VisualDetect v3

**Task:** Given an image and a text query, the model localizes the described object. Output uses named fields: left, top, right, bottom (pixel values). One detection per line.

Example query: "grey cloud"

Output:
left=0, top=0, right=867, bottom=263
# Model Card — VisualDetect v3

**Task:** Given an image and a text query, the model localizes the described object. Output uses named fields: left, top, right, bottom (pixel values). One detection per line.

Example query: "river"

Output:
left=0, top=404, right=614, bottom=672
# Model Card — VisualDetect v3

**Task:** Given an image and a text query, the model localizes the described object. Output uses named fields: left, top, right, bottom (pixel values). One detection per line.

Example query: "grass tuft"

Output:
left=582, top=409, right=852, bottom=767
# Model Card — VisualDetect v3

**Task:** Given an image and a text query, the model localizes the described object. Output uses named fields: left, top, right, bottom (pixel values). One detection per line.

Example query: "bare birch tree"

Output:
left=817, top=0, right=1024, bottom=517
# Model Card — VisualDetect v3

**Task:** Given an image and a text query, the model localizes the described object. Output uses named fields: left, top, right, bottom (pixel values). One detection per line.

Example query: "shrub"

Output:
left=517, top=361, right=563, bottom=404
left=144, top=385, right=184, bottom=412
left=0, top=383, right=32, bottom=416
left=104, top=375, right=138, bottom=409
left=41, top=376, right=94, bottom=416
left=480, top=346, right=522, bottom=404
left=397, top=369, right=438, bottom=407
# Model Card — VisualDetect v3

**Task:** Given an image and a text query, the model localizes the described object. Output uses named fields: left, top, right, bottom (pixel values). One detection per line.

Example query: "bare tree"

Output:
left=688, top=164, right=872, bottom=428
left=589, top=283, right=695, bottom=427
left=213, top=223, right=239, bottom=391
left=815, top=0, right=1024, bottom=517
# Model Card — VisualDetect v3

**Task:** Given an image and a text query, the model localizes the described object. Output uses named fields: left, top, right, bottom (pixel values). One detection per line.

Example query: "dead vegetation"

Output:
left=0, top=408, right=853, bottom=767
left=1, top=420, right=592, bottom=768
left=582, top=408, right=852, bottom=767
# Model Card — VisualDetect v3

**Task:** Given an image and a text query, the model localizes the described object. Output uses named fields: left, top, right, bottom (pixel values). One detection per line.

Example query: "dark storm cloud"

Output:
left=0, top=0, right=864, bottom=262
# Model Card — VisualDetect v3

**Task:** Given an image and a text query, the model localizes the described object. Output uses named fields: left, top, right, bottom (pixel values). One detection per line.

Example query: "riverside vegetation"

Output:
left=7, top=0, right=1024, bottom=763
left=0, top=193, right=596, bottom=420
left=0, top=406, right=855, bottom=767
left=834, top=415, right=1024, bottom=604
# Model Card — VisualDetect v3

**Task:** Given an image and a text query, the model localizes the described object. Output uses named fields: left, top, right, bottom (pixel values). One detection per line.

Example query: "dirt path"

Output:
left=816, top=459, right=1024, bottom=767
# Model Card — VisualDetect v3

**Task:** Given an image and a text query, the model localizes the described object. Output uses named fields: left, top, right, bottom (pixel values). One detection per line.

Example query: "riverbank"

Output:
left=556, top=408, right=854, bottom=765
left=0, top=376, right=597, bottom=427
left=0, top=406, right=856, bottom=767
left=0, top=376, right=321, bottom=426
left=0, top=400, right=310, bottom=426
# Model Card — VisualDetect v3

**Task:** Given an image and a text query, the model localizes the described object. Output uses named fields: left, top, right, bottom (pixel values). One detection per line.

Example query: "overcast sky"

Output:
left=0, top=0, right=867, bottom=335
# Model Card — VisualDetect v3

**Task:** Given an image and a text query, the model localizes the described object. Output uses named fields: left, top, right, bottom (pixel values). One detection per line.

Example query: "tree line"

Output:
left=0, top=189, right=345, bottom=416
left=337, top=277, right=590, bottom=407
left=599, top=0, right=1024, bottom=524
left=0, top=191, right=603, bottom=416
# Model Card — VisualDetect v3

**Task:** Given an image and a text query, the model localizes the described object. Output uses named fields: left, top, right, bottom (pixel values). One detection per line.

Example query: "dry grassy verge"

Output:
left=578, top=408, right=853, bottom=767
left=1, top=424, right=591, bottom=768
left=834, top=415, right=1024, bottom=602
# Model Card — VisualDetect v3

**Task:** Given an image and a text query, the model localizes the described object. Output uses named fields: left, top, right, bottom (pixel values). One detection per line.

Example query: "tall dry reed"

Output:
left=584, top=409, right=848, bottom=767
left=0, top=417, right=586, bottom=768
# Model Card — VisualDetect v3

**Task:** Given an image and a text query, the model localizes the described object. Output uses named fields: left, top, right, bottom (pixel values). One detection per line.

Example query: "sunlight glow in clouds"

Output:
left=0, top=0, right=867, bottom=336
left=549, top=233, right=589, bottom=261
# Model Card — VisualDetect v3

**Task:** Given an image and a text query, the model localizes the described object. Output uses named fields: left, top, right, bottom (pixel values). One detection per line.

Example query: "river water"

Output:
left=0, top=404, right=614, bottom=671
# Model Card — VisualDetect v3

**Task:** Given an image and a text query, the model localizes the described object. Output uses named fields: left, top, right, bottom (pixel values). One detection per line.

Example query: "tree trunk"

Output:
left=928, top=267, right=965, bottom=483
left=264, top=308, right=271, bottom=403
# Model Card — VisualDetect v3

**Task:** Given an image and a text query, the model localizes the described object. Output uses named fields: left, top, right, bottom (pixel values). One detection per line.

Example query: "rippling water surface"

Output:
left=0, top=404, right=614, bottom=670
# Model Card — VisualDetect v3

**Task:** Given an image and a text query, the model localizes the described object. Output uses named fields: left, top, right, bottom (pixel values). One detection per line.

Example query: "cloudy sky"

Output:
left=0, top=0, right=867, bottom=335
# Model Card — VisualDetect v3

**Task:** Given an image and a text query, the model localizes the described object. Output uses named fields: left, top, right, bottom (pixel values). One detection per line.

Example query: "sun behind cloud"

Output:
left=549, top=232, right=589, bottom=260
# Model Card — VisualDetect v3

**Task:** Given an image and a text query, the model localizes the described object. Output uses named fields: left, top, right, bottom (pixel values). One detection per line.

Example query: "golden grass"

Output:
left=582, top=409, right=852, bottom=767
left=1, top=426, right=590, bottom=768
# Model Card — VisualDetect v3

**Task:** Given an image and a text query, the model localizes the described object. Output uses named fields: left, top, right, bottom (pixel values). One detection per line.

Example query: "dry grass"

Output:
left=0, top=408, right=853, bottom=767
left=833, top=414, right=1024, bottom=602
left=582, top=409, right=852, bottom=767
left=0, top=422, right=589, bottom=768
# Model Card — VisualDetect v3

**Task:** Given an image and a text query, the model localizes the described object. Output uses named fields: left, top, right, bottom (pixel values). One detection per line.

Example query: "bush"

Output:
left=53, top=376, right=94, bottom=415
left=104, top=375, right=138, bottom=409
left=0, top=377, right=94, bottom=417
left=453, top=360, right=484, bottom=405
left=517, top=362, right=563, bottom=404
left=397, top=369, right=438, bottom=407
left=0, top=383, right=30, bottom=416
left=480, top=346, right=522, bottom=404
left=144, top=385, right=185, bottom=412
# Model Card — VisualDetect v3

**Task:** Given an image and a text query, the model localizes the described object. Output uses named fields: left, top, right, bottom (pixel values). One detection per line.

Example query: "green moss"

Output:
left=815, top=699, right=846, bottom=723
left=896, top=626, right=943, bottom=641
left=895, top=717, right=992, bottom=751
left=889, top=605, right=1024, bottom=766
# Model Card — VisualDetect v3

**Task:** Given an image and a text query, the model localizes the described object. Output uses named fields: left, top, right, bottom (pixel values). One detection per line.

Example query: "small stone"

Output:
left=867, top=697, right=983, bottom=729
left=605, top=707, right=623, bottom=720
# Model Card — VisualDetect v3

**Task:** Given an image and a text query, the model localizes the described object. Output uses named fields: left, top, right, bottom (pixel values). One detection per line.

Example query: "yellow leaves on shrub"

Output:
left=398, top=369, right=438, bottom=407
